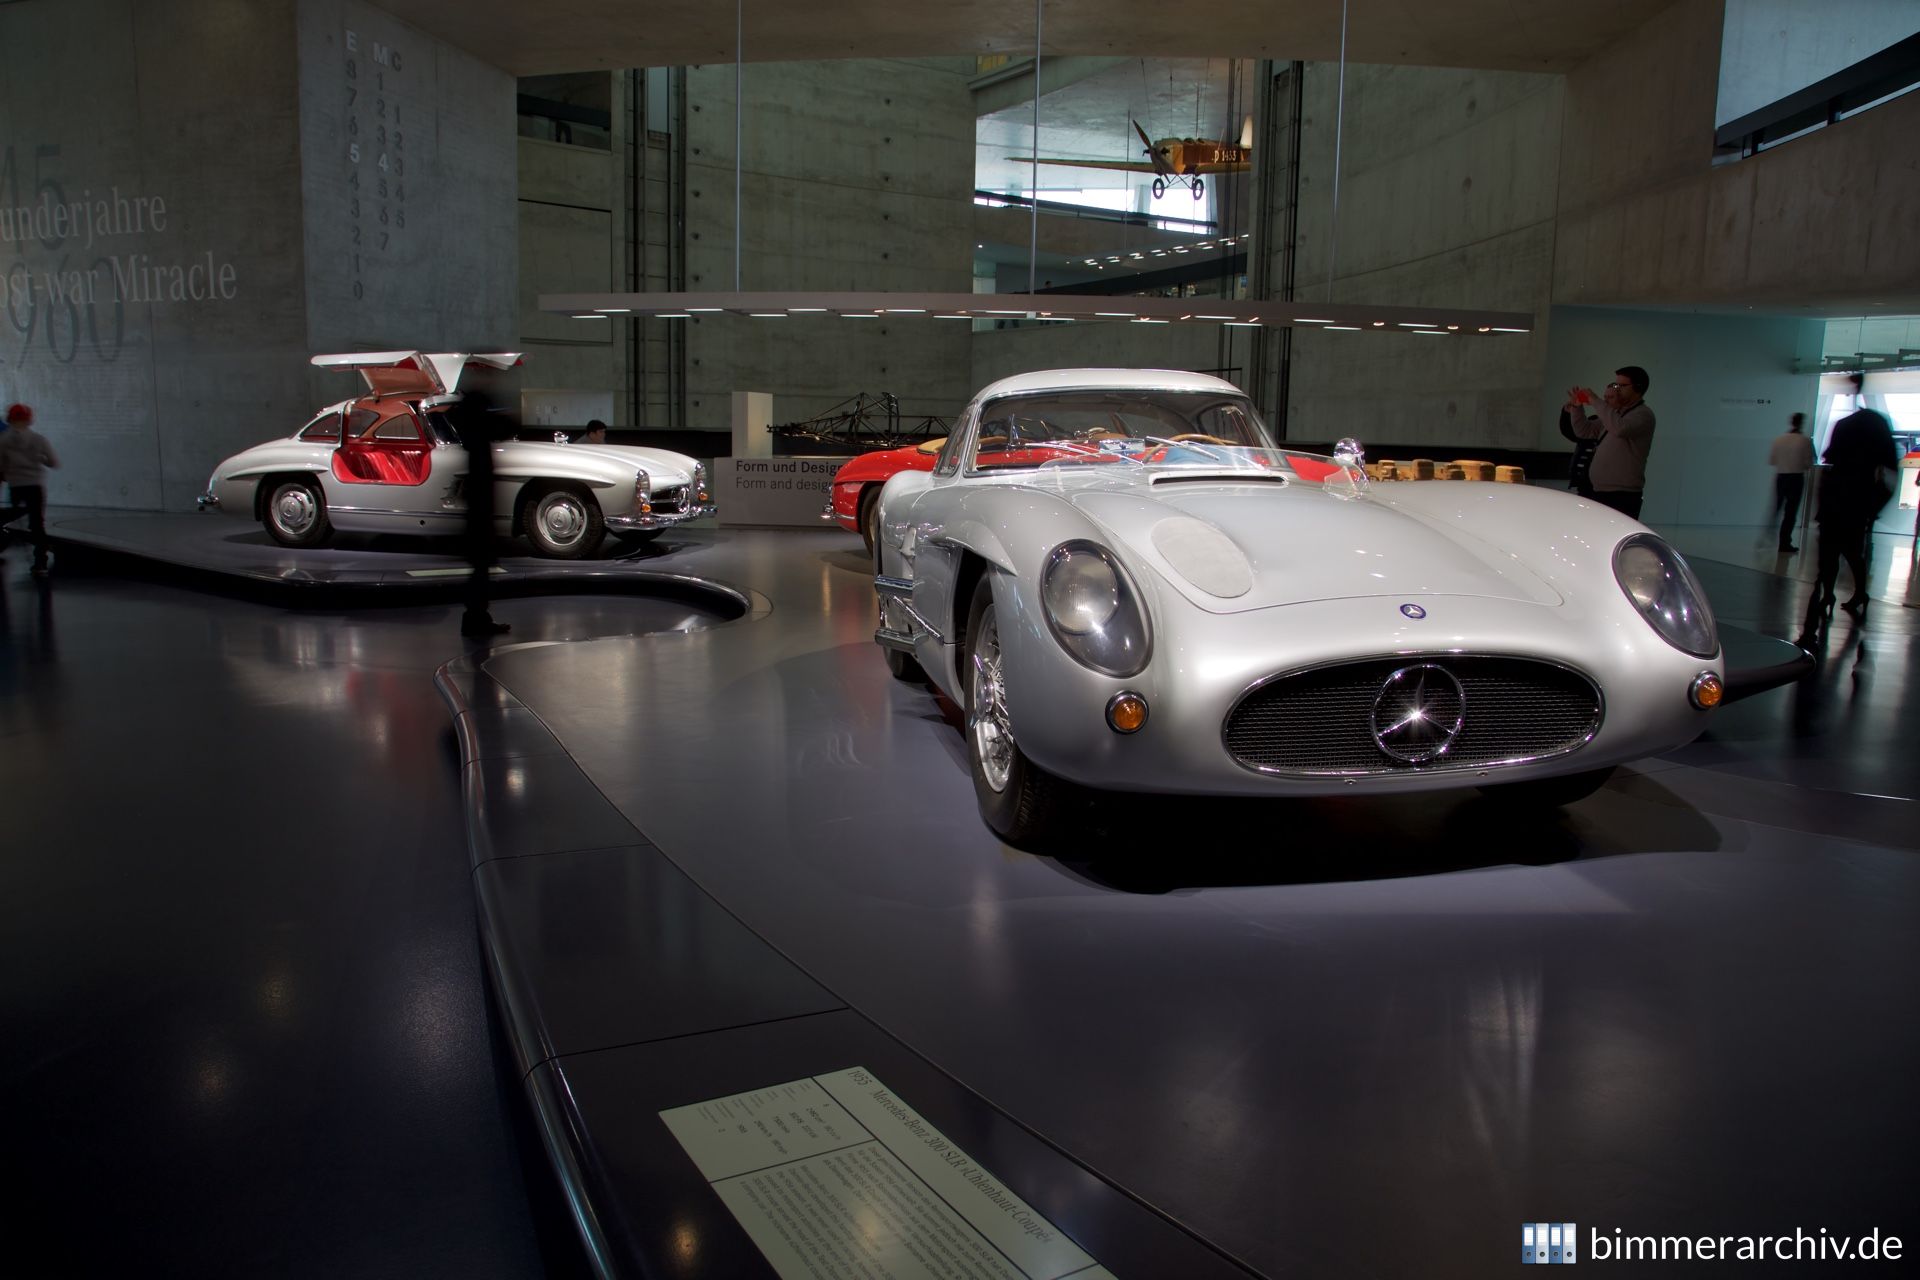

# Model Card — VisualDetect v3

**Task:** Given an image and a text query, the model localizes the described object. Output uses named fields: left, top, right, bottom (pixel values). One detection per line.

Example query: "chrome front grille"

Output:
left=653, top=485, right=689, bottom=514
left=1223, top=656, right=1602, bottom=775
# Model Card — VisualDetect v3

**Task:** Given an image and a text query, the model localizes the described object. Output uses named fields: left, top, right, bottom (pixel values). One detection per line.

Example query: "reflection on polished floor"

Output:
left=4, top=524, right=1917, bottom=1277
left=0, top=569, right=719, bottom=1276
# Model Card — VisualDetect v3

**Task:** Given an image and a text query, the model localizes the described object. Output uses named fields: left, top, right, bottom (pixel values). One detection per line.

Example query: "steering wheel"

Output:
left=1167, top=433, right=1234, bottom=446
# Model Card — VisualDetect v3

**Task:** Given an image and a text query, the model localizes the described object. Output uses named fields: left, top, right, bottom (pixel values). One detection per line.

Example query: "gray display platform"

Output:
left=42, top=510, right=747, bottom=613
left=440, top=527, right=1916, bottom=1279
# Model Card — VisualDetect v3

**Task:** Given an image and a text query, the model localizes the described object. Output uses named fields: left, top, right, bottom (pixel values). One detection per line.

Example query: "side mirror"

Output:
left=553, top=431, right=571, bottom=445
left=1333, top=436, right=1365, bottom=466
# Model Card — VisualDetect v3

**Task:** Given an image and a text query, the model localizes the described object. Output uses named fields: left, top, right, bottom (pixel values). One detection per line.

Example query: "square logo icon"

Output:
left=1523, top=1223, right=1578, bottom=1264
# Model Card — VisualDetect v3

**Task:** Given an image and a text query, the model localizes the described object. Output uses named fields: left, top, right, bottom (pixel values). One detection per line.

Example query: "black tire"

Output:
left=857, top=486, right=880, bottom=557
left=1480, top=766, right=1615, bottom=808
left=522, top=482, right=605, bottom=559
left=1192, top=176, right=1205, bottom=200
left=262, top=477, right=332, bottom=547
left=1151, top=177, right=1166, bottom=199
left=885, top=647, right=923, bottom=681
left=964, top=574, right=1065, bottom=845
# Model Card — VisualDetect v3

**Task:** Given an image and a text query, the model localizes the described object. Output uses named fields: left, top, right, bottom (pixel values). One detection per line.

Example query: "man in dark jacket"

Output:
left=1810, top=375, right=1897, bottom=626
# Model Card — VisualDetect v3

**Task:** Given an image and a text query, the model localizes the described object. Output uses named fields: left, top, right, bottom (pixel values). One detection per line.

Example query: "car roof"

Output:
left=974, top=368, right=1246, bottom=402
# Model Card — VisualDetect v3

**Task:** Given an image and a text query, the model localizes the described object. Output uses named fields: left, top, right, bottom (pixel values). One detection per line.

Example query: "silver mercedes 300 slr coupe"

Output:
left=872, top=368, right=1723, bottom=843
left=199, top=351, right=713, bottom=558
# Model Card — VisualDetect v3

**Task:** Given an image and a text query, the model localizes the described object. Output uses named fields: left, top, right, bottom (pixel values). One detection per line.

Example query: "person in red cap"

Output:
left=1, top=403, right=60, bottom=575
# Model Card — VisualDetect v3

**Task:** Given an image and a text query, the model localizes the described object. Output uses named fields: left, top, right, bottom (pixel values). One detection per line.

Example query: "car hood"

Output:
left=1066, top=476, right=1562, bottom=613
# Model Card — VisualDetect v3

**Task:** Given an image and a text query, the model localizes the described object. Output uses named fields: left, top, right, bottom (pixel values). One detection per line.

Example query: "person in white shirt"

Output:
left=1768, top=412, right=1816, bottom=553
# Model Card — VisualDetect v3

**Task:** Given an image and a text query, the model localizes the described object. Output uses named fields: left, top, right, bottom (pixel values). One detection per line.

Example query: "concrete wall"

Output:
left=971, top=321, right=1223, bottom=402
left=296, top=0, right=517, bottom=387
left=1541, top=304, right=1825, bottom=527
left=681, top=58, right=976, bottom=433
left=0, top=0, right=309, bottom=510
left=1555, top=0, right=1920, bottom=311
left=0, top=0, right=518, bottom=511
left=1717, top=0, right=1920, bottom=124
left=518, top=133, right=620, bottom=416
left=1284, top=62, right=1564, bottom=446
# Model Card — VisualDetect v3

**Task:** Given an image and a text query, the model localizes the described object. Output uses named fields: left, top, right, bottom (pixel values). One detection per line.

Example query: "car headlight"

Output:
left=1041, top=541, right=1150, bottom=677
left=1613, top=533, right=1717, bottom=657
left=634, top=468, right=652, bottom=516
left=693, top=461, right=710, bottom=505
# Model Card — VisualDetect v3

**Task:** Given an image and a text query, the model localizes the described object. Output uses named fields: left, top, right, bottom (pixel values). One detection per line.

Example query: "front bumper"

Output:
left=921, top=589, right=1723, bottom=798
left=607, top=501, right=716, bottom=533
left=195, top=492, right=220, bottom=510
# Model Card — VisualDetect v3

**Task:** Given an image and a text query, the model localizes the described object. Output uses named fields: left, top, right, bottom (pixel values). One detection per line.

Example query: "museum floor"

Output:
left=3, top=516, right=1916, bottom=1277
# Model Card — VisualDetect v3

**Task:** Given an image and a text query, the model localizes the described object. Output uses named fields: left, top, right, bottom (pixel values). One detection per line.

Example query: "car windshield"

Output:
left=975, top=387, right=1305, bottom=468
left=966, top=388, right=1358, bottom=476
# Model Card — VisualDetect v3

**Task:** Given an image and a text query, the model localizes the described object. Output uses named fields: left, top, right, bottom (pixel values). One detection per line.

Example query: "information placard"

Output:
left=660, top=1068, right=1115, bottom=1280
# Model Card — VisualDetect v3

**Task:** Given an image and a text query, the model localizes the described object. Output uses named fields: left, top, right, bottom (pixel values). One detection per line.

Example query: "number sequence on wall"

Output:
left=344, top=27, right=410, bottom=304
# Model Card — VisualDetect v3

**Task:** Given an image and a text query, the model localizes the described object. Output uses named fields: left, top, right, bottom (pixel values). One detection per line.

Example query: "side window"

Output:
left=933, top=412, right=974, bottom=476
left=345, top=408, right=380, bottom=438
left=373, top=412, right=422, bottom=441
left=298, top=412, right=341, bottom=442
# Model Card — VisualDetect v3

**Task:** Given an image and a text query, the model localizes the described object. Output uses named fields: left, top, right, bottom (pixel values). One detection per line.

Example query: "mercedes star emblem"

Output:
left=1370, top=664, right=1466, bottom=764
left=1400, top=603, right=1427, bottom=619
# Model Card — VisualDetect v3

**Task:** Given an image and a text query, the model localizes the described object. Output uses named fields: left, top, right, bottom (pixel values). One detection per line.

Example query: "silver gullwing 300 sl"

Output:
left=873, top=368, right=1723, bottom=844
left=198, top=351, right=713, bottom=558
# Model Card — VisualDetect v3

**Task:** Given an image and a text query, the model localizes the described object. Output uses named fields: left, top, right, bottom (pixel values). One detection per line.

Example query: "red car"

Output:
left=823, top=439, right=946, bottom=552
left=824, top=433, right=1345, bottom=555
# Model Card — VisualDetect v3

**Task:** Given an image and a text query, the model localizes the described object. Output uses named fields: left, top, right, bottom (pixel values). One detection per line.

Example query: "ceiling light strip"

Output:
left=540, top=292, right=1533, bottom=333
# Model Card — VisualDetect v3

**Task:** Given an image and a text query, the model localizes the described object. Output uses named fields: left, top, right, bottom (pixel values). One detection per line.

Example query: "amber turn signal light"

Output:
left=1106, top=691, right=1149, bottom=734
left=1689, top=672, right=1723, bottom=709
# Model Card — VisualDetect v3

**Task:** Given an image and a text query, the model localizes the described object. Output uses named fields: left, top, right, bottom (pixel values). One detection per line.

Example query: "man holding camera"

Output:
left=1564, top=366, right=1656, bottom=520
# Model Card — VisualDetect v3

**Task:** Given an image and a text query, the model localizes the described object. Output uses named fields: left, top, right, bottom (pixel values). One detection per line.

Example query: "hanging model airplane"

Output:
left=1036, top=119, right=1252, bottom=200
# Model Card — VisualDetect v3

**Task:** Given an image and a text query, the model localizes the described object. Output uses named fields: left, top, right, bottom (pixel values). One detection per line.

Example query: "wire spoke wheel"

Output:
left=969, top=608, right=1015, bottom=793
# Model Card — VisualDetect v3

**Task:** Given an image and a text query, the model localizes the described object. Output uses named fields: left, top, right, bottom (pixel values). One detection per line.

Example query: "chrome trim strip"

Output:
left=1221, top=651, right=1605, bottom=778
left=330, top=504, right=465, bottom=520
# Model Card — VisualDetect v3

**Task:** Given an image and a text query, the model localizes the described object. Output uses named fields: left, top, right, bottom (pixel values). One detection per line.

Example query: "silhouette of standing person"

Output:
left=445, top=362, right=515, bottom=637
left=1805, top=375, right=1896, bottom=636
left=1768, top=412, right=1814, bottom=553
